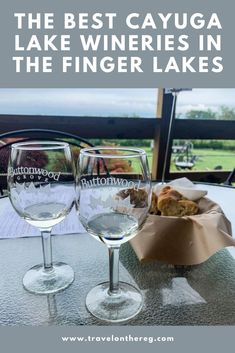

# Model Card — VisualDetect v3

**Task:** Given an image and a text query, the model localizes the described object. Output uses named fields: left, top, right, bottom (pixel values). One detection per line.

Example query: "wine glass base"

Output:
left=86, top=281, right=143, bottom=323
left=23, top=262, right=74, bottom=295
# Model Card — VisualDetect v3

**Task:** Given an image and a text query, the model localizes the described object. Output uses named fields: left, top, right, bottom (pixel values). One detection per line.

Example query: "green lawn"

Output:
left=142, top=147, right=235, bottom=172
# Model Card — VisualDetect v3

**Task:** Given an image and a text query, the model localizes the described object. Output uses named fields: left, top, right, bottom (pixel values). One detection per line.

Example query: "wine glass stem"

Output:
left=41, top=229, right=53, bottom=270
left=108, top=246, right=120, bottom=295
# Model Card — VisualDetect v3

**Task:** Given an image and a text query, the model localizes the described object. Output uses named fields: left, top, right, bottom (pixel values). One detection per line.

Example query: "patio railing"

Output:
left=0, top=89, right=235, bottom=183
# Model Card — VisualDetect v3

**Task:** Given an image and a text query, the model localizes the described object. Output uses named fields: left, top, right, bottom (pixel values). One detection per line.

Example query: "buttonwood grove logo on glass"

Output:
left=80, top=176, right=141, bottom=189
left=8, top=167, right=61, bottom=182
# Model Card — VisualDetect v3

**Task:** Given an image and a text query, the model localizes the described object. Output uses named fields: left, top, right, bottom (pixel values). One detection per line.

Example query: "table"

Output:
left=0, top=184, right=235, bottom=326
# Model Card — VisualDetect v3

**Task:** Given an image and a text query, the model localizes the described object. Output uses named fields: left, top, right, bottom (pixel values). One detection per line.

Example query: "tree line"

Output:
left=177, top=105, right=235, bottom=120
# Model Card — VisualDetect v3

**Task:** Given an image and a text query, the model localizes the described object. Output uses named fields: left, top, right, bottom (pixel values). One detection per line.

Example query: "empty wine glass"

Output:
left=77, top=147, right=152, bottom=322
left=8, top=141, right=76, bottom=294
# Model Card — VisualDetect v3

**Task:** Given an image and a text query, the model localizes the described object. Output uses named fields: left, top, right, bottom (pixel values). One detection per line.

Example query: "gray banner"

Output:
left=0, top=0, right=234, bottom=87
left=0, top=326, right=234, bottom=353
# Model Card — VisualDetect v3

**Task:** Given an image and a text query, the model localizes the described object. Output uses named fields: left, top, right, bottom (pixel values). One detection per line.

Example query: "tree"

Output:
left=185, top=109, right=217, bottom=120
left=218, top=106, right=235, bottom=120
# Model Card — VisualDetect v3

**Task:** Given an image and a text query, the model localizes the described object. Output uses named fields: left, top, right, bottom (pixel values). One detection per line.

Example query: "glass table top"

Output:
left=0, top=183, right=234, bottom=326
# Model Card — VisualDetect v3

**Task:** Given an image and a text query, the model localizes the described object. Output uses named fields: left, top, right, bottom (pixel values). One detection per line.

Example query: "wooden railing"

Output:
left=0, top=89, right=235, bottom=184
left=0, top=115, right=159, bottom=139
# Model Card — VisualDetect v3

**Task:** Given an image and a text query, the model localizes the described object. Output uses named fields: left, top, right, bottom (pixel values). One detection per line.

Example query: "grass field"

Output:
left=142, top=147, right=235, bottom=172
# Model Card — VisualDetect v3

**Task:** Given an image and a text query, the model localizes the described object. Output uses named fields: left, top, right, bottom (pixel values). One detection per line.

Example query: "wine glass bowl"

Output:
left=8, top=141, right=76, bottom=294
left=78, top=147, right=151, bottom=322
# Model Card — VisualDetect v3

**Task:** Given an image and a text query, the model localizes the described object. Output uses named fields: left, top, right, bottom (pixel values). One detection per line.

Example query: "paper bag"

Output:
left=130, top=197, right=234, bottom=265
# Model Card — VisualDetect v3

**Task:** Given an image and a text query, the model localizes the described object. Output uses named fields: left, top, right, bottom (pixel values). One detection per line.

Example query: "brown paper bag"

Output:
left=130, top=197, right=234, bottom=265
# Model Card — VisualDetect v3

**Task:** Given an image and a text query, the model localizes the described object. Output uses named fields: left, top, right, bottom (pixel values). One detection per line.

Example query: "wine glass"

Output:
left=7, top=141, right=76, bottom=294
left=77, top=147, right=152, bottom=322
